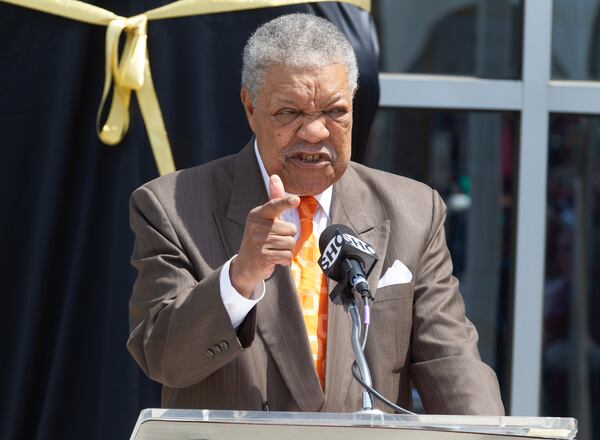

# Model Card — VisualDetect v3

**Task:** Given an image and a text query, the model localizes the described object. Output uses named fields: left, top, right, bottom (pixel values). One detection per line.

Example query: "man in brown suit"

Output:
left=127, top=14, right=504, bottom=415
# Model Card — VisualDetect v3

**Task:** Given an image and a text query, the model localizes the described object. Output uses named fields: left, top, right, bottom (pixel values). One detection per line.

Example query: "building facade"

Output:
left=370, top=1, right=600, bottom=438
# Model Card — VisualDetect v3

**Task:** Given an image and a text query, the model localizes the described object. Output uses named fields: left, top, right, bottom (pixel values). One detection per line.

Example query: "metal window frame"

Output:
left=377, top=0, right=595, bottom=417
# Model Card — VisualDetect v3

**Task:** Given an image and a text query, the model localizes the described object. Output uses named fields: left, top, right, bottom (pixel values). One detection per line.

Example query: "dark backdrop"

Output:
left=0, top=1, right=379, bottom=439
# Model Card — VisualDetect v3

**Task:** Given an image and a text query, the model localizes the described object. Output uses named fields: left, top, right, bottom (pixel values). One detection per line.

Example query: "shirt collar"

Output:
left=253, top=139, right=332, bottom=217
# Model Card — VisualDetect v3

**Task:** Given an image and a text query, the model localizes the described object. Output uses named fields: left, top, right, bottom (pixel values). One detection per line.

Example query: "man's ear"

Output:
left=240, top=88, right=256, bottom=132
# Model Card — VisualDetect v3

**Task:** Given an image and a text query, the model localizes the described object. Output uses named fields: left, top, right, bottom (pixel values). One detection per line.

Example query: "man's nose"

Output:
left=297, top=115, right=330, bottom=143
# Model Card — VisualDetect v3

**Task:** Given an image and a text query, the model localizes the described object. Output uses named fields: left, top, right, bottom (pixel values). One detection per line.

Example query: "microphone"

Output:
left=318, top=224, right=378, bottom=299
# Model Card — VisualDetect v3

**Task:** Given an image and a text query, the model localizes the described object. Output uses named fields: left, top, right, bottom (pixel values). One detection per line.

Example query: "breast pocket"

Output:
left=373, top=282, right=414, bottom=303
left=367, top=282, right=414, bottom=371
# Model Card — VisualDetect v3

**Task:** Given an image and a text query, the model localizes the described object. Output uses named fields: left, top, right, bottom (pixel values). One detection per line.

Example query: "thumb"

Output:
left=269, top=174, right=286, bottom=200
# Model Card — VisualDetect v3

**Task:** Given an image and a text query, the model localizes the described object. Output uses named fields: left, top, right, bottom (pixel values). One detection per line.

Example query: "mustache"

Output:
left=282, top=142, right=338, bottom=163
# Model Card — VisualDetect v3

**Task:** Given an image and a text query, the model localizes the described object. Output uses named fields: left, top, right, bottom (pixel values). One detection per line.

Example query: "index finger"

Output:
left=256, top=195, right=300, bottom=220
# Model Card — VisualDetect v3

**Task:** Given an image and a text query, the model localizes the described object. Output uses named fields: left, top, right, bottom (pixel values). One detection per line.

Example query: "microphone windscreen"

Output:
left=319, top=224, right=356, bottom=252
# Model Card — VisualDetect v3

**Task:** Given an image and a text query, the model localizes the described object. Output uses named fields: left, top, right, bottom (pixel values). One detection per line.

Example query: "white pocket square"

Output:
left=377, top=260, right=412, bottom=288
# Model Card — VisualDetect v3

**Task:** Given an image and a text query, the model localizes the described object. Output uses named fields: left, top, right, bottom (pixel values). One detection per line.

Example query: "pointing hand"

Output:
left=229, top=175, right=299, bottom=298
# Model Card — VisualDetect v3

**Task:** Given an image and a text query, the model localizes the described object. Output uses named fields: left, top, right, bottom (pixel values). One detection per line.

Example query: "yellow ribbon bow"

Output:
left=1, top=0, right=371, bottom=176
left=99, top=14, right=174, bottom=175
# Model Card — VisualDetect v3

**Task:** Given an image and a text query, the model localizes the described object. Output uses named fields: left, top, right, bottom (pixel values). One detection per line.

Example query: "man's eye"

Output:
left=327, top=108, right=348, bottom=120
left=274, top=110, right=300, bottom=124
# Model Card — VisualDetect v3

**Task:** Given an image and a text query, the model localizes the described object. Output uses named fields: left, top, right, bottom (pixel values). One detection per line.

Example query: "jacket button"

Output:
left=219, top=340, right=229, bottom=352
left=214, top=344, right=222, bottom=353
left=206, top=349, right=215, bottom=358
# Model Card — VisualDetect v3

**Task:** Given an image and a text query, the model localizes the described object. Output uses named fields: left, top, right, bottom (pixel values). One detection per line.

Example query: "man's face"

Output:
left=241, top=63, right=353, bottom=195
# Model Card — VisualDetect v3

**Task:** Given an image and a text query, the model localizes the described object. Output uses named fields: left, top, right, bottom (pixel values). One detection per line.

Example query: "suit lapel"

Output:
left=322, top=165, right=390, bottom=410
left=220, top=141, right=324, bottom=411
left=221, top=142, right=266, bottom=258
left=257, top=267, right=325, bottom=411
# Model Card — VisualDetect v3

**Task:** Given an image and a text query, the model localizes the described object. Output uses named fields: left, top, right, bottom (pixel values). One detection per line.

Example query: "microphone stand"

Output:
left=332, top=282, right=416, bottom=415
left=348, top=298, right=380, bottom=413
left=335, top=283, right=381, bottom=414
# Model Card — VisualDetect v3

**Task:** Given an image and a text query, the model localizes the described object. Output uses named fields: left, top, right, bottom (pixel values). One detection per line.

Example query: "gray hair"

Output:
left=241, top=13, right=358, bottom=103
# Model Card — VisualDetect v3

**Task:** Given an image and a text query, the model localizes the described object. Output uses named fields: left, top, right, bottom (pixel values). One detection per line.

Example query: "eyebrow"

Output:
left=273, top=93, right=347, bottom=107
left=325, top=93, right=345, bottom=105
left=274, top=96, right=300, bottom=106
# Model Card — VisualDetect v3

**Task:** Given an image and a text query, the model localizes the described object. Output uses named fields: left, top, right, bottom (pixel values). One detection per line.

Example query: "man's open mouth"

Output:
left=289, top=152, right=330, bottom=164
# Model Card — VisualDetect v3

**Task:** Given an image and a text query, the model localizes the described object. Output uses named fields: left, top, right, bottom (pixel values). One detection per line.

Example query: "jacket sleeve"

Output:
left=409, top=189, right=505, bottom=415
left=126, top=185, right=256, bottom=389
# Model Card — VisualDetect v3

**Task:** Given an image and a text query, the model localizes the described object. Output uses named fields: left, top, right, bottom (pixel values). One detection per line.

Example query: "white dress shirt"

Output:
left=218, top=141, right=332, bottom=328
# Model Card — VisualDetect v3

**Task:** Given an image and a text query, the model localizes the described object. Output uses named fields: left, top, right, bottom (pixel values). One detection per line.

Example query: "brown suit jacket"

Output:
left=127, top=142, right=504, bottom=415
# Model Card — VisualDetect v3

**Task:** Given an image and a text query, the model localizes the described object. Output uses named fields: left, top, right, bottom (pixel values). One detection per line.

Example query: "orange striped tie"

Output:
left=290, top=196, right=328, bottom=388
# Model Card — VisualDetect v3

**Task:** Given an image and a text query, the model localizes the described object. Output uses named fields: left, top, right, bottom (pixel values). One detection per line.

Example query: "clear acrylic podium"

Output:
left=129, top=409, right=577, bottom=440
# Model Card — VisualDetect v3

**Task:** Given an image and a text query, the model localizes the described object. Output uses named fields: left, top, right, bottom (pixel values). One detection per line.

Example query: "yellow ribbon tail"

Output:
left=136, top=54, right=176, bottom=175
left=98, top=86, right=132, bottom=146
left=97, top=18, right=130, bottom=146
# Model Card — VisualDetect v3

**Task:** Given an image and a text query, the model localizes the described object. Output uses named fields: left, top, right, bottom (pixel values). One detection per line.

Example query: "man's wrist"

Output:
left=229, top=256, right=260, bottom=298
left=219, top=257, right=265, bottom=329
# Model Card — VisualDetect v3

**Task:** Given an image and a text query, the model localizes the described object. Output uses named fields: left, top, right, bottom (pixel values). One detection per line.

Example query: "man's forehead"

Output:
left=261, top=64, right=352, bottom=101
